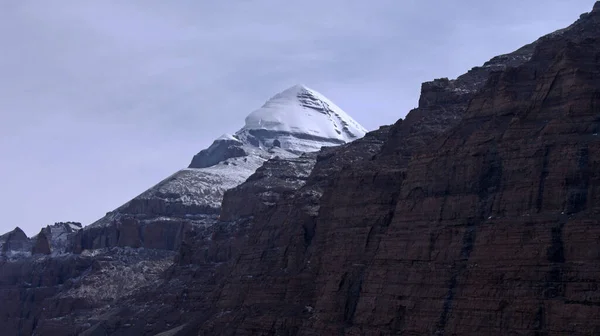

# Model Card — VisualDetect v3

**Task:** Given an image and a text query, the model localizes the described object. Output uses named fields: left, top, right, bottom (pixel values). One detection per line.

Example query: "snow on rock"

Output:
left=41, top=222, right=82, bottom=255
left=89, top=146, right=297, bottom=228
left=60, top=247, right=175, bottom=303
left=243, top=84, right=366, bottom=144
left=216, top=133, right=241, bottom=142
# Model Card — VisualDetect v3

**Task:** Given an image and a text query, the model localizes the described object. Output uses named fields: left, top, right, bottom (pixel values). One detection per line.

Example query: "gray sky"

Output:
left=0, top=0, right=593, bottom=236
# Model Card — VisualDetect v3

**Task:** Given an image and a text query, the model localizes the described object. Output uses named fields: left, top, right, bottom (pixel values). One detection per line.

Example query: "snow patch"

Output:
left=62, top=247, right=175, bottom=303
left=216, top=133, right=240, bottom=142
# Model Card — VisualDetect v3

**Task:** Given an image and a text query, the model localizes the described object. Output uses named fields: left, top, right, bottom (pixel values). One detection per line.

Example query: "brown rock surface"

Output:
left=32, top=230, right=51, bottom=255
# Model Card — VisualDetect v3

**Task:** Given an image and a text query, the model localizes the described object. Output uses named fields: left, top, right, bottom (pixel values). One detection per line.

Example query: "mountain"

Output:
left=2, top=84, right=366, bottom=259
left=189, top=84, right=366, bottom=168
left=240, top=84, right=366, bottom=152
left=0, top=84, right=366, bottom=335
left=80, top=84, right=365, bottom=250
left=4, top=3, right=600, bottom=335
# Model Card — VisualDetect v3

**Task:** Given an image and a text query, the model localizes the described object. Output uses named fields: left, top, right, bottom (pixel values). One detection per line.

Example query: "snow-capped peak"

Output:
left=242, top=84, right=366, bottom=143
left=90, top=84, right=367, bottom=231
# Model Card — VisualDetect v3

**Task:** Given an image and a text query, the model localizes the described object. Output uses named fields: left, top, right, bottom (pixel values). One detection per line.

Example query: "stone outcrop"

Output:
left=31, top=230, right=51, bottom=255
left=0, top=227, right=30, bottom=256
left=76, top=217, right=190, bottom=251
left=189, top=137, right=247, bottom=169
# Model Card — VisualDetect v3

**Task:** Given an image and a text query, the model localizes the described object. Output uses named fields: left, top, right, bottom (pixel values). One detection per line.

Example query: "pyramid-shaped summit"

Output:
left=190, top=84, right=367, bottom=167
left=243, top=84, right=366, bottom=144
left=88, top=85, right=366, bottom=230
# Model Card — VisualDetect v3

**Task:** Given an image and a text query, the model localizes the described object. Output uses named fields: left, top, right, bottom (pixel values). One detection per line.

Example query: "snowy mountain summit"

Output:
left=242, top=84, right=366, bottom=151
left=189, top=84, right=366, bottom=166
left=89, top=85, right=366, bottom=229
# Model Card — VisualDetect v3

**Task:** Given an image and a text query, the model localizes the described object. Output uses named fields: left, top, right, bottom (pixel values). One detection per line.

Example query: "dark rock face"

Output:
left=32, top=230, right=51, bottom=255
left=77, top=218, right=190, bottom=251
left=0, top=249, right=175, bottom=336
left=189, top=138, right=247, bottom=169
left=0, top=256, right=96, bottom=335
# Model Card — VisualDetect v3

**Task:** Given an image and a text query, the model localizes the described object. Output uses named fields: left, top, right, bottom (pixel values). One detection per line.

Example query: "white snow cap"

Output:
left=243, top=84, right=366, bottom=142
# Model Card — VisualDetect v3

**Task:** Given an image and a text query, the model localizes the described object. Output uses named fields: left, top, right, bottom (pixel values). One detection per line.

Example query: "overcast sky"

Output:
left=0, top=0, right=594, bottom=236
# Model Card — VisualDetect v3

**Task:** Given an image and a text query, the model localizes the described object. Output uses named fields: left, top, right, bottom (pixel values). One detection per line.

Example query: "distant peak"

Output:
left=241, top=84, right=367, bottom=142
left=2, top=227, right=28, bottom=240
left=11, top=227, right=26, bottom=236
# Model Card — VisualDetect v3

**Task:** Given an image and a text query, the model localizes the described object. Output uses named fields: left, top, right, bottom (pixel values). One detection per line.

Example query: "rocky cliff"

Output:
left=3, top=3, right=600, bottom=335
